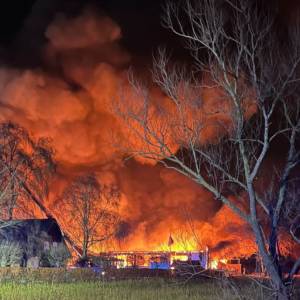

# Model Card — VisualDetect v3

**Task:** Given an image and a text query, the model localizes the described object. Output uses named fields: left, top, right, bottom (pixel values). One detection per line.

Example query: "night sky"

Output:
left=0, top=0, right=174, bottom=67
left=0, top=0, right=299, bottom=67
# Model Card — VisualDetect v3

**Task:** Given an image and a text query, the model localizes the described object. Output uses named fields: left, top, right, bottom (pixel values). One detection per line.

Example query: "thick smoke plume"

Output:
left=0, top=7, right=258, bottom=257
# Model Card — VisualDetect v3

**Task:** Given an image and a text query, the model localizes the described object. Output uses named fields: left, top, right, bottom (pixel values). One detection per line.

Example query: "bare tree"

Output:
left=117, top=1, right=300, bottom=299
left=282, top=180, right=300, bottom=284
left=0, top=122, right=83, bottom=260
left=58, top=173, right=120, bottom=259
left=0, top=121, right=55, bottom=220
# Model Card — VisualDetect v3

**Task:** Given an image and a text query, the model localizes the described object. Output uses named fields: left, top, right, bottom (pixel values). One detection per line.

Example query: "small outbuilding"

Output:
left=0, top=218, right=71, bottom=267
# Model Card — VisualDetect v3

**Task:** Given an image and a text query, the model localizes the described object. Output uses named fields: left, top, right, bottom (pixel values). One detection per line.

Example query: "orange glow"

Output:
left=0, top=7, right=297, bottom=263
left=210, top=259, right=218, bottom=270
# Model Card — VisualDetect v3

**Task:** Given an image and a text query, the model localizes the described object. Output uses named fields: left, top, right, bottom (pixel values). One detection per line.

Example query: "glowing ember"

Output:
left=210, top=259, right=218, bottom=270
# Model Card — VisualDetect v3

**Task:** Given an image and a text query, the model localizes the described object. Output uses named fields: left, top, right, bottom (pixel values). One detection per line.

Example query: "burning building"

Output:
left=0, top=2, right=299, bottom=278
left=98, top=249, right=209, bottom=270
left=0, top=6, right=257, bottom=261
left=0, top=218, right=70, bottom=267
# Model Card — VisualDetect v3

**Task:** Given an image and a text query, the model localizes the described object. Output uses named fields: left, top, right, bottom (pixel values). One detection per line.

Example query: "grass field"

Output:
left=0, top=268, right=299, bottom=300
left=0, top=279, right=273, bottom=300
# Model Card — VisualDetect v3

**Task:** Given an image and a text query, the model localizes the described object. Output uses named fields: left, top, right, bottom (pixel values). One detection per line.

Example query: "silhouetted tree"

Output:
left=59, top=173, right=120, bottom=259
left=118, top=1, right=300, bottom=298
left=0, top=121, right=55, bottom=220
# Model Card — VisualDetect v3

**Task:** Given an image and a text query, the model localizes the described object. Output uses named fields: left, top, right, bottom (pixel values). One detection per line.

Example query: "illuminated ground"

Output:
left=0, top=279, right=294, bottom=300
left=0, top=281, right=254, bottom=300
left=0, top=268, right=299, bottom=299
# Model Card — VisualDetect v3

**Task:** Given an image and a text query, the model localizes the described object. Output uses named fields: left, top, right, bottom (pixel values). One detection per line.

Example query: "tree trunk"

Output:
left=8, top=203, right=13, bottom=220
left=20, top=180, right=83, bottom=257
left=82, top=232, right=89, bottom=259
left=252, top=223, right=290, bottom=300
left=8, top=181, right=16, bottom=220
left=261, top=249, right=289, bottom=299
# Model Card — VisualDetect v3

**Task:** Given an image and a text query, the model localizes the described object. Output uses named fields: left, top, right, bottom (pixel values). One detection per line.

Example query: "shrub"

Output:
left=0, top=241, right=23, bottom=267
left=46, top=244, right=71, bottom=267
left=0, top=267, right=100, bottom=283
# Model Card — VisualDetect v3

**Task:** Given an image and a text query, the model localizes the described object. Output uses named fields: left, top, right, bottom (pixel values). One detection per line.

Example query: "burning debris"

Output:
left=97, top=249, right=209, bottom=270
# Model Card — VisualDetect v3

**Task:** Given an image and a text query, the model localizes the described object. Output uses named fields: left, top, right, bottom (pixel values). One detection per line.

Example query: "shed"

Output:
left=0, top=218, right=70, bottom=267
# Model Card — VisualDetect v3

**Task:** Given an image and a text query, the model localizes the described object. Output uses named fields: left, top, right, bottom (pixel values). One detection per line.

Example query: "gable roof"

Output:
left=0, top=218, right=64, bottom=243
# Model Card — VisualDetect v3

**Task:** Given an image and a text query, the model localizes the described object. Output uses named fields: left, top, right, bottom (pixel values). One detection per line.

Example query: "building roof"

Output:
left=0, top=218, right=64, bottom=243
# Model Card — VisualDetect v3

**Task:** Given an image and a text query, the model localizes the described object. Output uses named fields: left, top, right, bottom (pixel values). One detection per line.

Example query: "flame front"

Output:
left=0, top=7, right=297, bottom=262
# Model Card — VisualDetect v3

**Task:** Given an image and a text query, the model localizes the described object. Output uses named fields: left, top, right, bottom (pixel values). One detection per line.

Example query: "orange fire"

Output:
left=0, top=7, right=296, bottom=261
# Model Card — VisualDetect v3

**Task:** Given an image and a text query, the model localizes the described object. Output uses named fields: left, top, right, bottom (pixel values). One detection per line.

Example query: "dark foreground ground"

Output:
left=0, top=280, right=271, bottom=300
left=0, top=268, right=299, bottom=300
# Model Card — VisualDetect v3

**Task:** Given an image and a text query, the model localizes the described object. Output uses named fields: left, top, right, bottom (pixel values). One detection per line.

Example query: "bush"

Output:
left=0, top=241, right=23, bottom=267
left=46, top=244, right=71, bottom=267
left=0, top=267, right=100, bottom=283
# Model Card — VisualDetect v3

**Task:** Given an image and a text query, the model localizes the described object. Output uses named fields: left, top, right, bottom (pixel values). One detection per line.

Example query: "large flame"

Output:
left=0, top=7, right=295, bottom=260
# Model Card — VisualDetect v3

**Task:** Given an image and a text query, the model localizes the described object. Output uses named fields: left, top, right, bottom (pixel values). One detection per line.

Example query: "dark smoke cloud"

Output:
left=3, top=0, right=298, bottom=255
left=210, top=241, right=234, bottom=254
left=0, top=6, right=228, bottom=253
